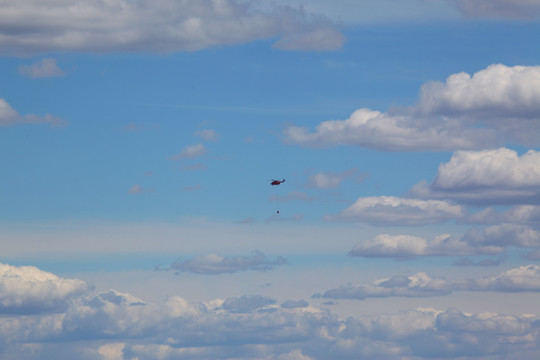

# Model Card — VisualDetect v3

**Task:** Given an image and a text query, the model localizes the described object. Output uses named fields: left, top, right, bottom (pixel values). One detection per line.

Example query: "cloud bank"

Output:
left=2, top=262, right=540, bottom=359
left=0, top=0, right=344, bottom=55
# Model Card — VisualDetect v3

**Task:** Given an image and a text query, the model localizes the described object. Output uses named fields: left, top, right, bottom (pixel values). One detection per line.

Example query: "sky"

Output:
left=1, top=0, right=540, bottom=359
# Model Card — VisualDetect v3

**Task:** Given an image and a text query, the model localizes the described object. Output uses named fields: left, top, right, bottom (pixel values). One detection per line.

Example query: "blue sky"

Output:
left=1, top=1, right=540, bottom=359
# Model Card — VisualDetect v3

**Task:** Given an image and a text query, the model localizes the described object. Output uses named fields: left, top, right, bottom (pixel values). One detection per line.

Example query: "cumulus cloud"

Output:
left=169, top=144, right=207, bottom=161
left=316, top=264, right=540, bottom=300
left=350, top=224, right=540, bottom=259
left=446, top=0, right=540, bottom=18
left=410, top=148, right=540, bottom=205
left=0, top=98, right=65, bottom=127
left=0, top=0, right=344, bottom=55
left=18, top=58, right=65, bottom=78
left=284, top=64, right=540, bottom=151
left=156, top=251, right=287, bottom=275
left=0, top=263, right=89, bottom=314
left=328, top=196, right=463, bottom=226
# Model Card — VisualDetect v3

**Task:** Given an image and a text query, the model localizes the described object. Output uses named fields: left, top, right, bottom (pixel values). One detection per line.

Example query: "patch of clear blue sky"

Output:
left=1, top=20, right=539, bottom=223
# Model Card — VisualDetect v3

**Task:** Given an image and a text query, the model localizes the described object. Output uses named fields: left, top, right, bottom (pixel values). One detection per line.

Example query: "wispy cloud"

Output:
left=156, top=251, right=287, bottom=275
left=306, top=168, right=363, bottom=189
left=0, top=98, right=65, bottom=127
left=445, top=0, right=540, bottom=19
left=170, top=144, right=207, bottom=161
left=18, top=58, right=65, bottom=78
left=194, top=129, right=220, bottom=142
left=127, top=184, right=154, bottom=194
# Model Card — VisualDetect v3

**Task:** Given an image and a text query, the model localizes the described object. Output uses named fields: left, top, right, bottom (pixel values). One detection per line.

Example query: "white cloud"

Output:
left=276, top=349, right=315, bottom=360
left=523, top=249, right=540, bottom=261
left=315, top=272, right=452, bottom=300
left=270, top=191, right=314, bottom=202
left=446, top=0, right=540, bottom=18
left=265, top=213, right=304, bottom=223
left=0, top=0, right=343, bottom=55
left=18, top=58, right=65, bottom=78
left=284, top=64, right=540, bottom=151
left=156, top=251, right=287, bottom=275
left=417, top=64, right=540, bottom=118
left=273, top=23, right=344, bottom=51
left=306, top=168, right=361, bottom=189
left=284, top=107, right=493, bottom=151
left=316, top=264, right=540, bottom=300
left=222, top=295, right=276, bottom=313
left=475, top=223, right=540, bottom=248
left=194, top=129, right=219, bottom=142
left=329, top=196, right=463, bottom=226
left=415, top=64, right=540, bottom=146
left=280, top=299, right=309, bottom=309
left=0, top=98, right=65, bottom=127
left=348, top=233, right=496, bottom=258
left=0, top=263, right=89, bottom=314
left=98, top=343, right=125, bottom=360
left=453, top=256, right=507, bottom=267
left=127, top=184, right=154, bottom=194
left=474, top=264, right=540, bottom=292
left=180, top=162, right=206, bottom=172
left=170, top=144, right=207, bottom=161
left=349, top=234, right=429, bottom=258
left=350, top=224, right=540, bottom=259
left=410, top=148, right=540, bottom=205
left=467, top=205, right=540, bottom=226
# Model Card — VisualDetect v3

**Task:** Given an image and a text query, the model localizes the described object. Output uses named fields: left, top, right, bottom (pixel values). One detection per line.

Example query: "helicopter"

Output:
left=270, top=179, right=285, bottom=186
